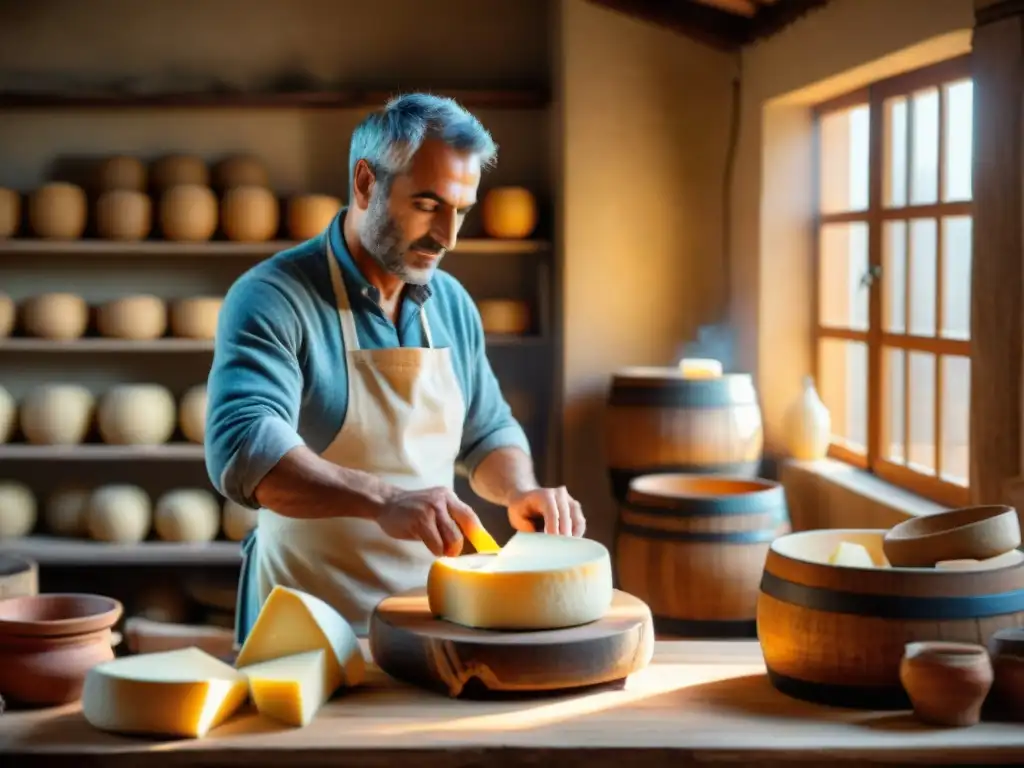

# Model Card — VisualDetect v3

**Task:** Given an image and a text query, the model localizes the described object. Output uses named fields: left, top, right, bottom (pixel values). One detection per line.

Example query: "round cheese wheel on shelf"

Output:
left=169, top=296, right=222, bottom=339
left=28, top=182, right=88, bottom=239
left=19, top=383, right=95, bottom=445
left=86, top=484, right=151, bottom=543
left=481, top=186, right=537, bottom=239
left=154, top=489, right=220, bottom=543
left=178, top=384, right=206, bottom=444
left=97, top=384, right=176, bottom=445
left=478, top=299, right=530, bottom=335
left=427, top=531, right=614, bottom=630
left=45, top=485, right=91, bottom=537
left=0, top=187, right=20, bottom=238
left=0, top=481, right=37, bottom=540
left=96, top=295, right=167, bottom=340
left=222, top=499, right=258, bottom=542
left=96, top=190, right=152, bottom=241
left=212, top=154, right=269, bottom=191
left=96, top=156, right=147, bottom=193
left=22, top=292, right=89, bottom=340
left=150, top=154, right=209, bottom=191
left=0, top=385, right=14, bottom=443
left=287, top=194, right=342, bottom=240
left=159, top=184, right=218, bottom=242
left=221, top=185, right=279, bottom=242
left=0, top=292, right=13, bottom=337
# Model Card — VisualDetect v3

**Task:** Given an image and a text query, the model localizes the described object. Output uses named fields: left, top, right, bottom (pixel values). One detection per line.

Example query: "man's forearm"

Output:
left=253, top=445, right=397, bottom=520
left=468, top=446, right=540, bottom=507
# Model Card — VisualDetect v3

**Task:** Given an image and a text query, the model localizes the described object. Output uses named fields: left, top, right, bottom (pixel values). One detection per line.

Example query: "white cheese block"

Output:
left=241, top=649, right=328, bottom=727
left=81, top=646, right=249, bottom=738
left=235, top=585, right=366, bottom=696
left=827, top=540, right=876, bottom=567
left=427, top=531, right=613, bottom=630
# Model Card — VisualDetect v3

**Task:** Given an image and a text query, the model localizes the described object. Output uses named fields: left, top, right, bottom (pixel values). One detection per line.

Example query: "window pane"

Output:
left=882, top=347, right=905, bottom=463
left=819, top=222, right=869, bottom=330
left=883, top=221, right=906, bottom=333
left=884, top=96, right=908, bottom=208
left=941, top=355, right=971, bottom=486
left=911, top=87, right=940, bottom=205
left=944, top=79, right=973, bottom=202
left=909, top=218, right=937, bottom=336
left=818, top=338, right=868, bottom=454
left=908, top=351, right=937, bottom=474
left=819, top=104, right=870, bottom=214
left=941, top=216, right=972, bottom=340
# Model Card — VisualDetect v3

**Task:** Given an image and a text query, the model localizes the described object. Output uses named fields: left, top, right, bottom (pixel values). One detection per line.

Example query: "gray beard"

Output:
left=359, top=190, right=410, bottom=279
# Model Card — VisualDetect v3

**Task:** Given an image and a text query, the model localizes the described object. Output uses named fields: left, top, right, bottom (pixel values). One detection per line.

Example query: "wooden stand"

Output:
left=368, top=588, right=654, bottom=698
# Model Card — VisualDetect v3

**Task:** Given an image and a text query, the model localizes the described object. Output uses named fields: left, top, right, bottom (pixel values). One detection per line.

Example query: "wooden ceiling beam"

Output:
left=690, top=0, right=758, bottom=17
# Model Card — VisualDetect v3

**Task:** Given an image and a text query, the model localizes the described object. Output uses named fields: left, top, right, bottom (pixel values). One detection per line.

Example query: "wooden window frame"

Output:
left=811, top=54, right=973, bottom=508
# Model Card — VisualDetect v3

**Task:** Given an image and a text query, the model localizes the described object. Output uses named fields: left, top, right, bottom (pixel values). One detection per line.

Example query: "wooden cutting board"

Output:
left=368, top=588, right=654, bottom=698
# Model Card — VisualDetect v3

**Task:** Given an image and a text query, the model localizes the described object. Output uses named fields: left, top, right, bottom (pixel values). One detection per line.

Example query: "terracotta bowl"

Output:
left=883, top=505, right=1022, bottom=567
left=899, top=641, right=993, bottom=727
left=987, top=627, right=1024, bottom=721
left=0, top=593, right=123, bottom=707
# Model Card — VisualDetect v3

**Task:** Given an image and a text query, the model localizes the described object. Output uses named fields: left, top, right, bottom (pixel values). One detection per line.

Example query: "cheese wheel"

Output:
left=96, top=384, right=176, bottom=445
left=81, top=647, right=249, bottom=738
left=0, top=187, right=20, bottom=238
left=86, top=484, right=151, bottom=543
left=427, top=532, right=614, bottom=630
left=222, top=498, right=258, bottom=542
left=96, top=190, right=152, bottom=241
left=179, top=384, right=206, bottom=443
left=159, top=184, right=218, bottom=242
left=242, top=649, right=328, bottom=727
left=96, top=295, right=167, bottom=340
left=221, top=185, right=279, bottom=242
left=96, top=156, right=147, bottom=193
left=0, top=385, right=14, bottom=443
left=0, top=480, right=37, bottom=539
left=28, top=182, right=87, bottom=239
left=153, top=488, right=219, bottom=543
left=19, top=383, right=95, bottom=445
left=44, top=485, right=91, bottom=537
left=22, top=292, right=89, bottom=340
left=481, top=186, right=537, bottom=239
left=0, top=292, right=13, bottom=337
left=235, top=585, right=366, bottom=691
left=478, top=299, right=529, bottom=335
left=287, top=194, right=342, bottom=240
left=213, top=154, right=270, bottom=190
left=150, top=154, right=209, bottom=191
left=169, top=296, right=222, bottom=339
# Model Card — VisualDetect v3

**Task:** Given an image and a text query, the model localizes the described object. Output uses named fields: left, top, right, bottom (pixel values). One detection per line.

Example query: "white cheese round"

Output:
left=19, top=383, right=95, bottom=445
left=178, top=384, right=206, bottom=443
left=86, top=484, right=151, bottom=543
left=0, top=480, right=37, bottom=539
left=22, top=292, right=89, bottom=340
left=96, top=295, right=167, bottom=340
left=97, top=384, right=176, bottom=445
left=0, top=384, right=14, bottom=443
left=153, top=488, right=220, bottom=543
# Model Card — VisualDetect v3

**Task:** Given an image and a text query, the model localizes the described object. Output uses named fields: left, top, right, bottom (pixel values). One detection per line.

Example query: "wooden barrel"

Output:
left=758, top=528, right=1024, bottom=710
left=0, top=555, right=38, bottom=599
left=615, top=473, right=789, bottom=638
left=605, top=367, right=763, bottom=502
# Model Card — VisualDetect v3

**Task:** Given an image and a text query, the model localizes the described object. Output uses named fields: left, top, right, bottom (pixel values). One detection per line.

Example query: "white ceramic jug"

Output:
left=784, top=375, right=831, bottom=460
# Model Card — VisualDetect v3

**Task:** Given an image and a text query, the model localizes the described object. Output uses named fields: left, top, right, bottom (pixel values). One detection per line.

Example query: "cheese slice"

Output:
left=827, top=541, right=876, bottom=568
left=241, top=650, right=328, bottom=727
left=81, top=646, right=248, bottom=738
left=463, top=520, right=501, bottom=554
left=235, top=585, right=365, bottom=697
left=427, top=531, right=613, bottom=629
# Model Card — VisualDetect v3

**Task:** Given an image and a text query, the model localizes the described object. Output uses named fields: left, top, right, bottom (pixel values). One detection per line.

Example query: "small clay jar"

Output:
left=899, top=641, right=993, bottom=727
left=988, top=627, right=1024, bottom=722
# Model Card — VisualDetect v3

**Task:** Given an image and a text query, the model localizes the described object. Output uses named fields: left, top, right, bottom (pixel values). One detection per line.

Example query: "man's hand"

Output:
left=374, top=486, right=483, bottom=557
left=507, top=486, right=586, bottom=537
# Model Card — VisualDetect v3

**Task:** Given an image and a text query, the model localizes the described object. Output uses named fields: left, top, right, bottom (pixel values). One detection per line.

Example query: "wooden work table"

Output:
left=1, top=640, right=1022, bottom=767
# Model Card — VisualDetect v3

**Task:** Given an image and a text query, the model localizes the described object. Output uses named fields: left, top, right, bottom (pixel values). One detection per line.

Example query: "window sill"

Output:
left=778, top=457, right=949, bottom=531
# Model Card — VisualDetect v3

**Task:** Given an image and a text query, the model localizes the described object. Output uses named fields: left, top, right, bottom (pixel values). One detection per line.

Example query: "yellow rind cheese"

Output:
left=241, top=649, right=328, bottom=727
left=81, top=647, right=249, bottom=738
left=427, top=531, right=613, bottom=630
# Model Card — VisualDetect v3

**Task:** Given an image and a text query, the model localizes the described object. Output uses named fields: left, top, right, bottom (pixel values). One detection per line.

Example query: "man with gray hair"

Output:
left=205, top=93, right=586, bottom=641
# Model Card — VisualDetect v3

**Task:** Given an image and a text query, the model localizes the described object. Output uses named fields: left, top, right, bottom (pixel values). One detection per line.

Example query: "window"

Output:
left=812, top=56, right=973, bottom=507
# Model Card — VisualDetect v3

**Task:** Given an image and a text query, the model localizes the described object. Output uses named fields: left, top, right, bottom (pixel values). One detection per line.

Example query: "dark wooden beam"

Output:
left=748, top=0, right=831, bottom=41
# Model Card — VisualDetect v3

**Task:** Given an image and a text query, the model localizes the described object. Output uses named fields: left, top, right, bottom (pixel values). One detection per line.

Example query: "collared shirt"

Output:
left=205, top=210, right=531, bottom=508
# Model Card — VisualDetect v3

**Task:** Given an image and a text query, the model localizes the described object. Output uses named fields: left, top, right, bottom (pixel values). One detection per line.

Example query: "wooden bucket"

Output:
left=758, top=528, right=1024, bottom=709
left=605, top=367, right=763, bottom=502
left=0, top=554, right=38, bottom=599
left=615, top=473, right=790, bottom=638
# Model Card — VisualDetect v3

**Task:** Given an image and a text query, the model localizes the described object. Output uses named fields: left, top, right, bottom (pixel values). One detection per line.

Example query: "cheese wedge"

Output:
left=235, top=585, right=365, bottom=697
left=81, top=646, right=248, bottom=738
left=463, top=521, right=501, bottom=554
left=427, top=531, right=613, bottom=629
left=827, top=541, right=875, bottom=568
left=242, top=650, right=328, bottom=727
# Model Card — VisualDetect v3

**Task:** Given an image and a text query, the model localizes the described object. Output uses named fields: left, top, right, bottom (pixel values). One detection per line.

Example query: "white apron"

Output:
left=236, top=237, right=466, bottom=639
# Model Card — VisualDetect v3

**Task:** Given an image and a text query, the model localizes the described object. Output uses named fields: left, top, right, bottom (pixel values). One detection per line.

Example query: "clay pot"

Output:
left=0, top=593, right=122, bottom=707
left=988, top=627, right=1024, bottom=721
left=899, top=641, right=993, bottom=727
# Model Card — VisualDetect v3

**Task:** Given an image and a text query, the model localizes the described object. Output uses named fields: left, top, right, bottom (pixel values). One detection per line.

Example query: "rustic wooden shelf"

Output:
left=0, top=88, right=549, bottom=111
left=0, top=535, right=241, bottom=566
left=0, top=238, right=551, bottom=256
left=0, top=444, right=205, bottom=460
